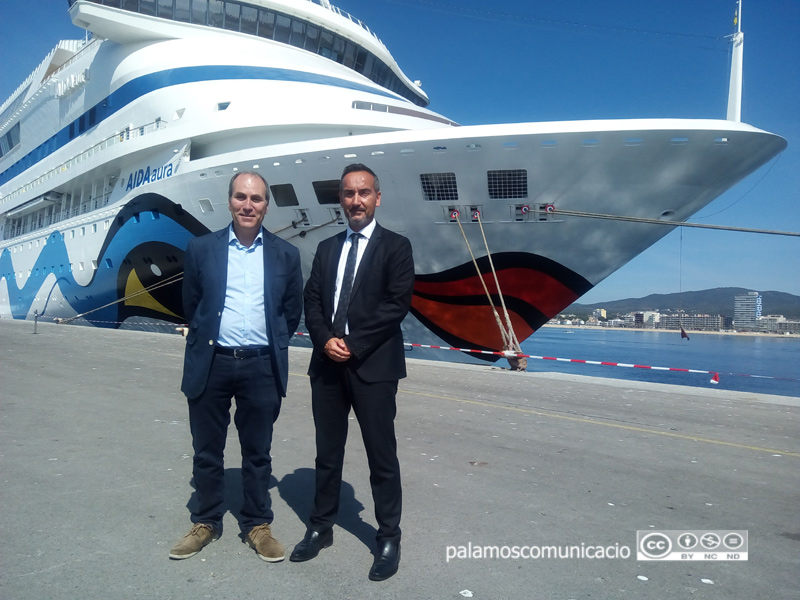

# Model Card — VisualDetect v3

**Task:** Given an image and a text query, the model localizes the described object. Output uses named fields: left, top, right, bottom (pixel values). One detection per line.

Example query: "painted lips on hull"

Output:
left=410, top=252, right=593, bottom=355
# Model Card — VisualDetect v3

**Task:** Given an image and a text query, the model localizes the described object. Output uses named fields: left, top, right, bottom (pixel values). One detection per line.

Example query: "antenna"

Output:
left=726, top=0, right=744, bottom=121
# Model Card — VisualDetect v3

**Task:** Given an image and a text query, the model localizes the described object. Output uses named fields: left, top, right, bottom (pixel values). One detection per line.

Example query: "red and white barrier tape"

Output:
left=294, top=332, right=721, bottom=384
left=402, top=341, right=721, bottom=384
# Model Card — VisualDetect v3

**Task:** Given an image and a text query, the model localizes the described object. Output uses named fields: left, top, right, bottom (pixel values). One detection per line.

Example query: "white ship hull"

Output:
left=0, top=0, right=787, bottom=358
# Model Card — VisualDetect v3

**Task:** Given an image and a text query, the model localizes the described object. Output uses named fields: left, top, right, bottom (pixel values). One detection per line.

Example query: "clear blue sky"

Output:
left=2, top=0, right=798, bottom=303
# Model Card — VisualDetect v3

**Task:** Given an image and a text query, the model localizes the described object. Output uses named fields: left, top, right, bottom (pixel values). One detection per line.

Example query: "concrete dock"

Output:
left=1, top=318, right=798, bottom=600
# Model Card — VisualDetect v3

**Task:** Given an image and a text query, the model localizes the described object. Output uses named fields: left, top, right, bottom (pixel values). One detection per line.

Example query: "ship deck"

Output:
left=1, top=318, right=797, bottom=599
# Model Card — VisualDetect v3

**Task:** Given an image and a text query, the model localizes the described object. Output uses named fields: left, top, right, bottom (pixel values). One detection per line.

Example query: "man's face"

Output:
left=340, top=171, right=381, bottom=232
left=228, top=174, right=268, bottom=239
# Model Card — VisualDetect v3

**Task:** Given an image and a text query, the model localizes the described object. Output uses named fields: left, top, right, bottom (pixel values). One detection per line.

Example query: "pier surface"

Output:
left=1, top=319, right=797, bottom=599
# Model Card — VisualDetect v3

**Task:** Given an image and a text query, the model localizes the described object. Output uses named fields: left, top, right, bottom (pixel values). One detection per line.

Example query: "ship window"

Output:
left=361, top=54, right=375, bottom=78
left=289, top=19, right=306, bottom=48
left=208, top=0, right=223, bottom=28
left=0, top=123, right=20, bottom=157
left=198, top=198, right=214, bottom=213
left=312, top=180, right=341, bottom=205
left=257, top=9, right=275, bottom=39
left=488, top=170, right=528, bottom=199
left=354, top=48, right=368, bottom=72
left=270, top=184, right=299, bottom=207
left=106, top=258, right=114, bottom=268
left=217, top=102, right=231, bottom=111
left=343, top=42, right=357, bottom=69
left=191, top=0, right=207, bottom=25
left=421, top=173, right=458, bottom=202
left=240, top=5, right=257, bottom=35
left=274, top=15, right=291, bottom=43
left=140, top=0, right=156, bottom=17
left=332, top=36, right=346, bottom=64
left=304, top=25, right=320, bottom=53
left=224, top=2, right=240, bottom=31
left=175, top=0, right=191, bottom=22
left=158, top=0, right=173, bottom=20
left=319, top=31, right=335, bottom=60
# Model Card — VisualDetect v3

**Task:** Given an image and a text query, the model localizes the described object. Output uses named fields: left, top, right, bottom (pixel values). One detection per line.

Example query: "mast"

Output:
left=726, top=0, right=744, bottom=122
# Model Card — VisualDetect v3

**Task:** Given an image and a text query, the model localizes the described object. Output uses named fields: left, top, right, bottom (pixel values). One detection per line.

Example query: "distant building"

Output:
left=734, top=292, right=762, bottom=330
left=759, top=315, right=800, bottom=334
left=659, top=314, right=725, bottom=331
left=592, top=308, right=607, bottom=320
left=776, top=321, right=800, bottom=335
left=642, top=311, right=661, bottom=327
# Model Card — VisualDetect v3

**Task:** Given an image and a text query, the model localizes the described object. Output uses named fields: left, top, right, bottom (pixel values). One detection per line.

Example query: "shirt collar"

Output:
left=347, top=219, right=377, bottom=241
left=228, top=224, right=263, bottom=249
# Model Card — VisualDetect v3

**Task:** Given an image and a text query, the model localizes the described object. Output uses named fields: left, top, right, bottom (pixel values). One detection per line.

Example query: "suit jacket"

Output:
left=304, top=223, right=414, bottom=382
left=181, top=225, right=303, bottom=399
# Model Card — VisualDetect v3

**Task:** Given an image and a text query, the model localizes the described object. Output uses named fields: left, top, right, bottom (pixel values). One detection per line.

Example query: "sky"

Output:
left=1, top=0, right=798, bottom=304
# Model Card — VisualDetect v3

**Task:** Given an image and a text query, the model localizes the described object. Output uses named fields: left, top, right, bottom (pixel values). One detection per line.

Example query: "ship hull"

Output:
left=1, top=119, right=786, bottom=359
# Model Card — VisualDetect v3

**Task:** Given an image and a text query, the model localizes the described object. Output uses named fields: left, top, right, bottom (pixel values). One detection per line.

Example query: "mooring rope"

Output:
left=551, top=208, right=800, bottom=237
left=451, top=209, right=512, bottom=350
left=473, top=210, right=526, bottom=368
left=56, top=271, right=184, bottom=324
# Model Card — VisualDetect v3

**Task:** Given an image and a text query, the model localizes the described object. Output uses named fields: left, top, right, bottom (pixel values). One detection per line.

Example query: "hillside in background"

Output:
left=568, top=288, right=800, bottom=319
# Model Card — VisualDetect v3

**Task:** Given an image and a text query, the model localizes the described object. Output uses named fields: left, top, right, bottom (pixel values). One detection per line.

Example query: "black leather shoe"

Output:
left=289, top=529, right=333, bottom=562
left=369, top=540, right=400, bottom=581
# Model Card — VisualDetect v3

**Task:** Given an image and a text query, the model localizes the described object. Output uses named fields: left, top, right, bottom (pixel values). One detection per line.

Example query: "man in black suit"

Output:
left=290, top=163, right=414, bottom=581
left=169, top=172, right=303, bottom=562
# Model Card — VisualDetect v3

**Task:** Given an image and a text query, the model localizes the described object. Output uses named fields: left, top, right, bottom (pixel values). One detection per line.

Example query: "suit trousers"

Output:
left=187, top=351, right=281, bottom=532
left=309, top=361, right=402, bottom=544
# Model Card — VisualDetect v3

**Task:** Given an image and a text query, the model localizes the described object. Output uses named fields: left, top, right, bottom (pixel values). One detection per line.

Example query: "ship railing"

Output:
left=1, top=190, right=115, bottom=244
left=315, top=1, right=384, bottom=48
left=1, top=118, right=167, bottom=210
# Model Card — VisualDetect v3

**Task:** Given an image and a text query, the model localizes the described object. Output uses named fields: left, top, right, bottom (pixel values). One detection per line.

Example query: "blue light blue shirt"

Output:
left=217, top=226, right=269, bottom=347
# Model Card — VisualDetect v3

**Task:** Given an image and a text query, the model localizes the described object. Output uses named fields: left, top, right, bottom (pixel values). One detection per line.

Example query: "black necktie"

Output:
left=332, top=233, right=360, bottom=338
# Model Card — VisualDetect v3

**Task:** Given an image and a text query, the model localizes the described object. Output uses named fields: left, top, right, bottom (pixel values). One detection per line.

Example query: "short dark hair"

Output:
left=339, top=163, right=380, bottom=193
left=228, top=171, right=269, bottom=203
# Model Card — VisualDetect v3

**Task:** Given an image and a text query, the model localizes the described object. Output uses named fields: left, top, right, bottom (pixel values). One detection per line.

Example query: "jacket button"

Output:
left=208, top=340, right=214, bottom=345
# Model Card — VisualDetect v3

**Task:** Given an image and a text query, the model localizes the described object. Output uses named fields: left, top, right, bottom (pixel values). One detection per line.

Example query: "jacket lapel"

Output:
left=327, top=232, right=347, bottom=312
left=261, top=227, right=275, bottom=315
left=214, top=227, right=229, bottom=303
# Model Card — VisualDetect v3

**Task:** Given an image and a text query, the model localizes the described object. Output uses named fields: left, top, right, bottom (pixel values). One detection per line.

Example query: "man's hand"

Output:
left=324, top=337, right=352, bottom=362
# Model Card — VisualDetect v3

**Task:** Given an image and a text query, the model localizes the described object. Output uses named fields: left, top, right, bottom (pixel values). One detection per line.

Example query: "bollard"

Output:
left=33, top=310, right=39, bottom=334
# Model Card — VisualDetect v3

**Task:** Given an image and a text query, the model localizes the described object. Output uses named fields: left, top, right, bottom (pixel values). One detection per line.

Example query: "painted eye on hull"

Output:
left=410, top=252, right=592, bottom=356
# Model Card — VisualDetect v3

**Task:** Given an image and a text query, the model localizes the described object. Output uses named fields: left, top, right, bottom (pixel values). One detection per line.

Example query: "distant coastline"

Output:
left=542, top=324, right=797, bottom=339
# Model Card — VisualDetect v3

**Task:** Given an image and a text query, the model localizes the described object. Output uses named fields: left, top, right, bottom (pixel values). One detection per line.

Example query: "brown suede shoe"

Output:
left=169, top=523, right=218, bottom=560
left=246, top=523, right=285, bottom=562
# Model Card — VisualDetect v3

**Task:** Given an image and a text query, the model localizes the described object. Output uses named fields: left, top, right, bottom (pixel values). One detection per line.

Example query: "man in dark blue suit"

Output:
left=290, top=164, right=414, bottom=581
left=169, top=172, right=303, bottom=562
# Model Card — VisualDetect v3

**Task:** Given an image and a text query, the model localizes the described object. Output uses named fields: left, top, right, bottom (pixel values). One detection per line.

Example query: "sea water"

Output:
left=520, top=327, right=800, bottom=398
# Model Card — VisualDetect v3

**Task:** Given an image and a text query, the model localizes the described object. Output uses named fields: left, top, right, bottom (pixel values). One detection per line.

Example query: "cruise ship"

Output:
left=0, top=0, right=787, bottom=359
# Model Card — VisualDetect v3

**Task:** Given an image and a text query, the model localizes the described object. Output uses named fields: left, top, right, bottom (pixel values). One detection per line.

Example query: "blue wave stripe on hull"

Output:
left=0, top=212, right=195, bottom=324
